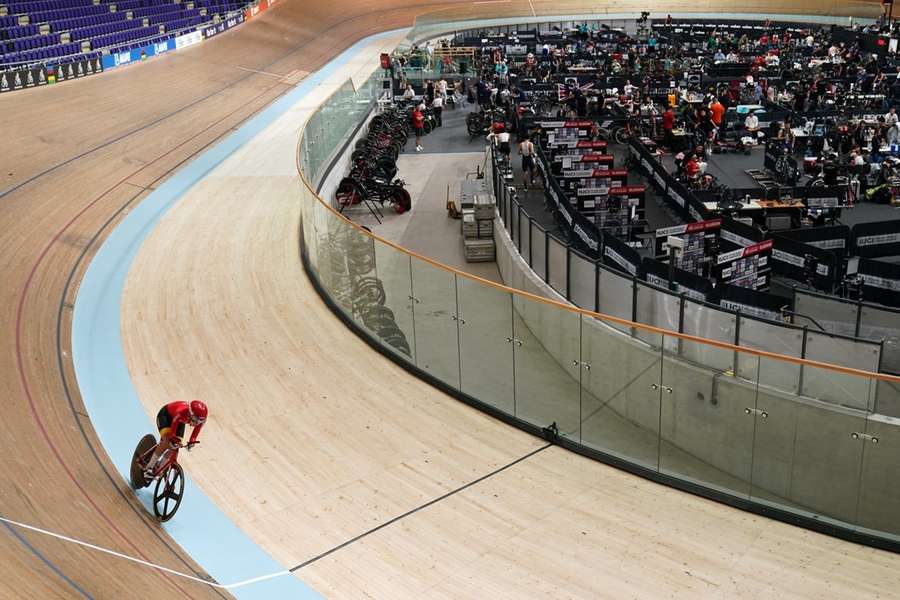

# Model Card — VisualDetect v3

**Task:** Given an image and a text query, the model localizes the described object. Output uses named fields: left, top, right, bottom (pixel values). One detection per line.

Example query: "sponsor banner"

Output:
left=53, top=57, right=102, bottom=82
left=175, top=29, right=203, bottom=50
left=608, top=185, right=646, bottom=196
left=772, top=248, right=830, bottom=275
left=720, top=299, right=781, bottom=321
left=720, top=228, right=759, bottom=249
left=605, top=246, right=638, bottom=276
left=646, top=275, right=707, bottom=301
left=806, top=238, right=846, bottom=250
left=859, top=273, right=900, bottom=291
left=657, top=219, right=720, bottom=239
left=717, top=239, right=773, bottom=265
left=202, top=12, right=244, bottom=39
left=668, top=187, right=685, bottom=207
left=856, top=232, right=900, bottom=247
left=0, top=65, right=49, bottom=93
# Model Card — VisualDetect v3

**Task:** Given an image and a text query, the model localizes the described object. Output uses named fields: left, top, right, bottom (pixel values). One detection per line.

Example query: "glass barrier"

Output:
left=547, top=235, right=567, bottom=296
left=297, top=7, right=900, bottom=550
left=596, top=267, right=632, bottom=333
left=634, top=281, right=680, bottom=351
left=530, top=222, right=547, bottom=282
left=681, top=298, right=736, bottom=372
left=568, top=249, right=596, bottom=310
left=860, top=305, right=900, bottom=374
left=736, top=316, right=802, bottom=394
left=793, top=291, right=859, bottom=337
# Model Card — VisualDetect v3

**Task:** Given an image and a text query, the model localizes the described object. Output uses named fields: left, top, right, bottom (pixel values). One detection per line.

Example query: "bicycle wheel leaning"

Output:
left=153, top=462, right=185, bottom=522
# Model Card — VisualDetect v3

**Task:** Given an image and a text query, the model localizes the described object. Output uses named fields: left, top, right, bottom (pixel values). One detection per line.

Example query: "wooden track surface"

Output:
left=123, top=4, right=898, bottom=600
left=0, top=0, right=888, bottom=598
left=0, top=1, right=459, bottom=597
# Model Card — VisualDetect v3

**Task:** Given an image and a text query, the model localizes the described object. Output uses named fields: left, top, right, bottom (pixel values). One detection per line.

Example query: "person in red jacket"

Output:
left=412, top=105, right=425, bottom=152
left=662, top=104, right=676, bottom=150
left=145, top=399, right=208, bottom=476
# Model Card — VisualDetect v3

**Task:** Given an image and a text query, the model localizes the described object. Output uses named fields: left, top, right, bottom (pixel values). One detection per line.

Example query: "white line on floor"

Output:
left=0, top=515, right=291, bottom=590
left=236, top=65, right=288, bottom=79
left=527, top=0, right=536, bottom=17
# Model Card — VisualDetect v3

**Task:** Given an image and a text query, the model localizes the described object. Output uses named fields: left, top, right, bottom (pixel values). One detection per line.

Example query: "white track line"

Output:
left=527, top=0, right=536, bottom=17
left=0, top=516, right=291, bottom=590
left=235, top=65, right=288, bottom=79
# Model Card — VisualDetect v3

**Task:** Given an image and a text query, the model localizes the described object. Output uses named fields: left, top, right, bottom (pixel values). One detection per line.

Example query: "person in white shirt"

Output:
left=887, top=108, right=900, bottom=145
left=744, top=113, right=760, bottom=138
left=402, top=83, right=415, bottom=101
left=487, top=125, right=511, bottom=164
left=431, top=95, right=444, bottom=127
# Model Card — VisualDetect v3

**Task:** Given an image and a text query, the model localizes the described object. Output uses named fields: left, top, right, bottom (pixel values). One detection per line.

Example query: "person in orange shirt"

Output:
left=709, top=98, right=725, bottom=128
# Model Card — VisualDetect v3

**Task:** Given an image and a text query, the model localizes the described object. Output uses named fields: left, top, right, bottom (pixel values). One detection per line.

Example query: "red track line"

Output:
left=13, top=76, right=288, bottom=599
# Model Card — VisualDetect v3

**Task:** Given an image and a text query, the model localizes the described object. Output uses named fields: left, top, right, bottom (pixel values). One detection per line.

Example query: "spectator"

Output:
left=886, top=107, right=899, bottom=144
left=412, top=104, right=425, bottom=152
left=518, top=136, right=537, bottom=188
left=487, top=123, right=511, bottom=165
left=402, top=83, right=415, bottom=101
left=709, top=98, right=725, bottom=128
left=744, top=112, right=760, bottom=138
left=662, top=104, right=676, bottom=149
left=431, top=94, right=444, bottom=127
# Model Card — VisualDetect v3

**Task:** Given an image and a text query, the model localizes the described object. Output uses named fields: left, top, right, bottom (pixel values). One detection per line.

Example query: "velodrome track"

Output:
left=0, top=0, right=896, bottom=598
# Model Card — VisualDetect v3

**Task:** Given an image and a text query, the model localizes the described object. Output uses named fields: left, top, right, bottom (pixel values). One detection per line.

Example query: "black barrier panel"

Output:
left=641, top=257, right=712, bottom=301
left=686, top=193, right=710, bottom=224
left=718, top=283, right=786, bottom=321
left=536, top=144, right=602, bottom=258
left=858, top=258, right=900, bottom=308
left=852, top=219, right=900, bottom=259
left=602, top=231, right=641, bottom=277
left=0, top=65, right=48, bottom=93
left=799, top=185, right=850, bottom=209
left=719, top=216, right=763, bottom=250
left=770, top=235, right=838, bottom=292
left=666, top=178, right=693, bottom=223
left=778, top=225, right=849, bottom=260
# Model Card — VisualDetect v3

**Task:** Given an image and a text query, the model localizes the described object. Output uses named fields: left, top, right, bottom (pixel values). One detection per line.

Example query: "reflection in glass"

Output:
left=660, top=338, right=757, bottom=498
left=580, top=315, right=662, bottom=469
left=373, top=239, right=416, bottom=363
left=512, top=295, right=581, bottom=438
left=456, top=276, right=514, bottom=414
left=410, top=258, right=460, bottom=389
left=752, top=358, right=866, bottom=527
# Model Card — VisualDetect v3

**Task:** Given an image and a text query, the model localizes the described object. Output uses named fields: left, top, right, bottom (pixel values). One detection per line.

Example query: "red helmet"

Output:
left=190, top=400, right=208, bottom=423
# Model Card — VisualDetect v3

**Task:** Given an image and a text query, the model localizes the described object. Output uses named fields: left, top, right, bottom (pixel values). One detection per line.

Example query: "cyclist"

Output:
left=145, top=400, right=208, bottom=477
left=518, top=136, right=537, bottom=188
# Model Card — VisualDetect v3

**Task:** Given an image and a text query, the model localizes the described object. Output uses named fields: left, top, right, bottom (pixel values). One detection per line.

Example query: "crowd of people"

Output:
left=432, top=16, right=900, bottom=194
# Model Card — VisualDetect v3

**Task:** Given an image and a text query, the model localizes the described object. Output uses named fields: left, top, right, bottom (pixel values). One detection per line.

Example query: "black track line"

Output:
left=289, top=443, right=552, bottom=572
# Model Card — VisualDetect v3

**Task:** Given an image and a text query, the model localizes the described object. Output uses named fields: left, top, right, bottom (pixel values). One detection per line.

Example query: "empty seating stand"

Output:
left=0, top=0, right=246, bottom=69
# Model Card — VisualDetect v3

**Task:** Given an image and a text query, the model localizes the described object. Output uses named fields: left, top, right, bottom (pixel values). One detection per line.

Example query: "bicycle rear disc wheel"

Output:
left=153, top=463, right=185, bottom=522
left=130, top=434, right=157, bottom=490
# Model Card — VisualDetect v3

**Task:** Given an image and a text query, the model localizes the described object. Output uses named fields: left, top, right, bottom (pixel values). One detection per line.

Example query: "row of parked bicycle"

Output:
left=335, top=106, right=417, bottom=216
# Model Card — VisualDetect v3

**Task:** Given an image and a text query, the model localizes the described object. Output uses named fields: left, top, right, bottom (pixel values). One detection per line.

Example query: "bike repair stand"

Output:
left=339, top=192, right=384, bottom=225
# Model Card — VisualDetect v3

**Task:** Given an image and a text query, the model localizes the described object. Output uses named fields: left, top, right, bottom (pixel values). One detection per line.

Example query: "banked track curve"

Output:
left=0, top=0, right=463, bottom=597
left=0, top=0, right=890, bottom=598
